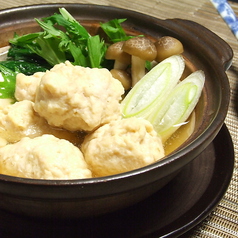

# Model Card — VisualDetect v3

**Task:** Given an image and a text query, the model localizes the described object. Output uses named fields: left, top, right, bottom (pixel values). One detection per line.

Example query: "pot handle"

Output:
left=161, top=18, right=233, bottom=70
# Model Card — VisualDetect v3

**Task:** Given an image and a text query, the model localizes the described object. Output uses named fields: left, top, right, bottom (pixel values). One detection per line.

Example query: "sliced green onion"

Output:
left=149, top=70, right=205, bottom=142
left=121, top=55, right=185, bottom=118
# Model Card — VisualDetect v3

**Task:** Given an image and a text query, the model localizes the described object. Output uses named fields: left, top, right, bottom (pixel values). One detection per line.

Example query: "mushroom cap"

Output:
left=105, top=41, right=131, bottom=64
left=154, top=36, right=184, bottom=62
left=122, top=37, right=157, bottom=61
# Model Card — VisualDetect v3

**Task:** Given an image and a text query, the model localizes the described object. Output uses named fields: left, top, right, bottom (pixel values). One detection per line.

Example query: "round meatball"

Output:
left=15, top=72, right=45, bottom=102
left=0, top=100, right=47, bottom=143
left=0, top=100, right=82, bottom=145
left=81, top=117, right=165, bottom=177
left=34, top=61, right=124, bottom=132
left=0, top=135, right=92, bottom=179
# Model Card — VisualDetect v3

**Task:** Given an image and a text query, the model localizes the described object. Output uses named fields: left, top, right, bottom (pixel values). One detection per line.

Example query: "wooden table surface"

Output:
left=0, top=0, right=237, bottom=237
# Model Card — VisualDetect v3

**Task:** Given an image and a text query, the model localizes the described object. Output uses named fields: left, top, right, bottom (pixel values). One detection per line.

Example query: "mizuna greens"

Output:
left=100, top=18, right=134, bottom=43
left=121, top=55, right=205, bottom=142
left=7, top=8, right=127, bottom=68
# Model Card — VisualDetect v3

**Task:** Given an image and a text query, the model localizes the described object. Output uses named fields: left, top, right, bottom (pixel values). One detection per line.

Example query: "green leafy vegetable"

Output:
left=7, top=44, right=49, bottom=67
left=0, top=61, right=48, bottom=75
left=87, top=35, right=107, bottom=68
left=0, top=65, right=18, bottom=100
left=28, top=34, right=68, bottom=66
left=52, top=8, right=91, bottom=40
left=8, top=8, right=132, bottom=69
left=8, top=8, right=107, bottom=68
left=9, top=32, right=42, bottom=46
left=100, top=18, right=134, bottom=43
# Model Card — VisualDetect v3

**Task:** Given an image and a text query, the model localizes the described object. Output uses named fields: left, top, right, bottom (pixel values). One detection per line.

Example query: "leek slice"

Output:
left=121, top=55, right=185, bottom=118
left=149, top=70, right=205, bottom=142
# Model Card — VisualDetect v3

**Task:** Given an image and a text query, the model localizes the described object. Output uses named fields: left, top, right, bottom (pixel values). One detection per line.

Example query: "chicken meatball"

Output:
left=0, top=100, right=82, bottom=145
left=81, top=117, right=165, bottom=177
left=34, top=61, right=124, bottom=132
left=15, top=72, right=45, bottom=102
left=0, top=135, right=92, bottom=179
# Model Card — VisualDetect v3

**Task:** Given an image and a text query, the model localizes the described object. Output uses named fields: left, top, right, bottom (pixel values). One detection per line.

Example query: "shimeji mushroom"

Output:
left=122, top=37, right=157, bottom=86
left=110, top=69, right=131, bottom=90
left=154, top=36, right=184, bottom=62
left=105, top=41, right=131, bottom=70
